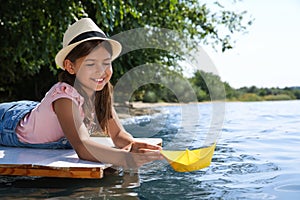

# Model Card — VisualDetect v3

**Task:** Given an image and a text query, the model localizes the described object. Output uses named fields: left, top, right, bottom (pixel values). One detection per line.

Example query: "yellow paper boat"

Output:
left=161, top=143, right=216, bottom=172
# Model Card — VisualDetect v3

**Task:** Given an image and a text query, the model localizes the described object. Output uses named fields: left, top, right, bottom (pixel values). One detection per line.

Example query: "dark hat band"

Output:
left=68, top=31, right=107, bottom=45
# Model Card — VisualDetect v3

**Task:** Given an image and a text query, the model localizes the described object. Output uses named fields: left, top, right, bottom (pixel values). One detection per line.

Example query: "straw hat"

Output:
left=55, top=18, right=122, bottom=69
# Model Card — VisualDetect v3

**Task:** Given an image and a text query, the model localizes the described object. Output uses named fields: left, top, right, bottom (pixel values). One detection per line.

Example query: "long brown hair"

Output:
left=58, top=40, right=113, bottom=135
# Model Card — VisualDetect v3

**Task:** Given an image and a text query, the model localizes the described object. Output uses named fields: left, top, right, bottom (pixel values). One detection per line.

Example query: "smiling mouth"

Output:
left=92, top=78, right=105, bottom=84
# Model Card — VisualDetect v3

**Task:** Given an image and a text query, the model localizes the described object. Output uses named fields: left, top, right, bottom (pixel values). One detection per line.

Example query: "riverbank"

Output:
left=115, top=99, right=300, bottom=119
left=114, top=101, right=181, bottom=119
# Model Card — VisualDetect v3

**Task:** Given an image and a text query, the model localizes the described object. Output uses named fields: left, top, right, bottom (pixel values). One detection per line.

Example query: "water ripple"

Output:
left=1, top=101, right=300, bottom=199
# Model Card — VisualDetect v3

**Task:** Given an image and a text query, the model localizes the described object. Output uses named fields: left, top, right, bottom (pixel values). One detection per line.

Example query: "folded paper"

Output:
left=161, top=143, right=216, bottom=172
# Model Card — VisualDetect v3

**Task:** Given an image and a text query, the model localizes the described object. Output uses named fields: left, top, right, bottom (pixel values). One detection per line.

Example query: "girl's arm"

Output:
left=108, top=107, right=162, bottom=152
left=53, top=98, right=127, bottom=166
left=53, top=98, right=162, bottom=168
left=107, top=107, right=134, bottom=149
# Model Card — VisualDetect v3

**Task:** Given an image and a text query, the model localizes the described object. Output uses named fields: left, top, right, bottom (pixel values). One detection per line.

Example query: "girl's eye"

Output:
left=86, top=63, right=95, bottom=67
left=103, top=63, right=111, bottom=67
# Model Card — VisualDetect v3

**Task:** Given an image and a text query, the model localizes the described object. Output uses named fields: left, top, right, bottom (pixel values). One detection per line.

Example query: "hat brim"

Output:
left=55, top=37, right=122, bottom=69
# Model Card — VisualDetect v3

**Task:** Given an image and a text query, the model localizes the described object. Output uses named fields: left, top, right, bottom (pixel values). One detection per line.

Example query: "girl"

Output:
left=0, top=18, right=163, bottom=169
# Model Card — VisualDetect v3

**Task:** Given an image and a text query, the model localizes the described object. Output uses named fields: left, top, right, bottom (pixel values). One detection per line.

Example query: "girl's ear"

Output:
left=64, top=59, right=75, bottom=74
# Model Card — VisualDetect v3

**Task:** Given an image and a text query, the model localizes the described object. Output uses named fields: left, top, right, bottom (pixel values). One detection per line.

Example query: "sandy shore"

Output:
left=114, top=101, right=180, bottom=119
left=114, top=101, right=214, bottom=119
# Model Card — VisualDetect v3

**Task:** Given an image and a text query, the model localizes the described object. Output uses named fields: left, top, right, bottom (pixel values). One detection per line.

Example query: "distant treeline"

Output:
left=130, top=70, right=300, bottom=103
left=230, top=86, right=300, bottom=102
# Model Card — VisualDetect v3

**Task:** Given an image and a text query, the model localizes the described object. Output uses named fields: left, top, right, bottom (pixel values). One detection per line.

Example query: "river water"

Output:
left=1, top=100, right=300, bottom=199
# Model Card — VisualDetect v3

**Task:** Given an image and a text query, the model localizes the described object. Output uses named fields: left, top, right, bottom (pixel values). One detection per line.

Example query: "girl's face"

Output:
left=67, top=45, right=112, bottom=97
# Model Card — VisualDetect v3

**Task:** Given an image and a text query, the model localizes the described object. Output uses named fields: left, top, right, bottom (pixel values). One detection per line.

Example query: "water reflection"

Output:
left=0, top=171, right=141, bottom=199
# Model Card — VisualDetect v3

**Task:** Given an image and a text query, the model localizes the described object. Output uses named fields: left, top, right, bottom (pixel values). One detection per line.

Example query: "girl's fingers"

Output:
left=134, top=150, right=165, bottom=161
left=124, top=150, right=165, bottom=169
left=131, top=141, right=162, bottom=151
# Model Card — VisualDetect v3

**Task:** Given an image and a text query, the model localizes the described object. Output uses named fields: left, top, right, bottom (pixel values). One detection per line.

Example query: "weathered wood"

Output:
left=0, top=137, right=162, bottom=179
left=0, top=165, right=103, bottom=179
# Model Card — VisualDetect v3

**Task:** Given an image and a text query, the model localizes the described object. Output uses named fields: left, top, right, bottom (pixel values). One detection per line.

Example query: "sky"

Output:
left=202, top=0, right=300, bottom=89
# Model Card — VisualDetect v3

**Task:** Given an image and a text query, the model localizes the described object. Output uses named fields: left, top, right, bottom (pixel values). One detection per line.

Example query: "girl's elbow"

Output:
left=75, top=148, right=89, bottom=160
left=73, top=143, right=97, bottom=162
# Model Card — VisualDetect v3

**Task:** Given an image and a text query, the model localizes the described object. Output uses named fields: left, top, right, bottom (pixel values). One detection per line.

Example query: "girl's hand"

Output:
left=124, top=141, right=162, bottom=153
left=122, top=141, right=164, bottom=169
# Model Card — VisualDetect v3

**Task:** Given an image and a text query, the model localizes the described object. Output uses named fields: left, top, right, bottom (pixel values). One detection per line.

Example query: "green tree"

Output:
left=294, top=90, right=300, bottom=99
left=224, top=82, right=239, bottom=100
left=0, top=0, right=88, bottom=100
left=239, top=93, right=262, bottom=101
left=0, top=0, right=252, bottom=101
left=189, top=70, right=225, bottom=101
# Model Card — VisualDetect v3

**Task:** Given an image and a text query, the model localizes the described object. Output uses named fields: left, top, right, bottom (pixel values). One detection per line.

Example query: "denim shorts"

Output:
left=0, top=100, right=72, bottom=149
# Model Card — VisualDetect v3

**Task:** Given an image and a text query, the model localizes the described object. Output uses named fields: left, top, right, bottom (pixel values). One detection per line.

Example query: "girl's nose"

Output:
left=95, top=64, right=107, bottom=73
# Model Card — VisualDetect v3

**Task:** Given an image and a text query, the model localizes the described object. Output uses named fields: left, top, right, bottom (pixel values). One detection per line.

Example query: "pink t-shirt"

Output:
left=16, top=82, right=84, bottom=144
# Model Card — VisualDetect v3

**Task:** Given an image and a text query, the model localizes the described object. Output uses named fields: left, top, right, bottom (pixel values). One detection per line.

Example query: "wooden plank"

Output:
left=0, top=137, right=162, bottom=179
left=0, top=165, right=102, bottom=179
left=0, top=146, right=108, bottom=179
